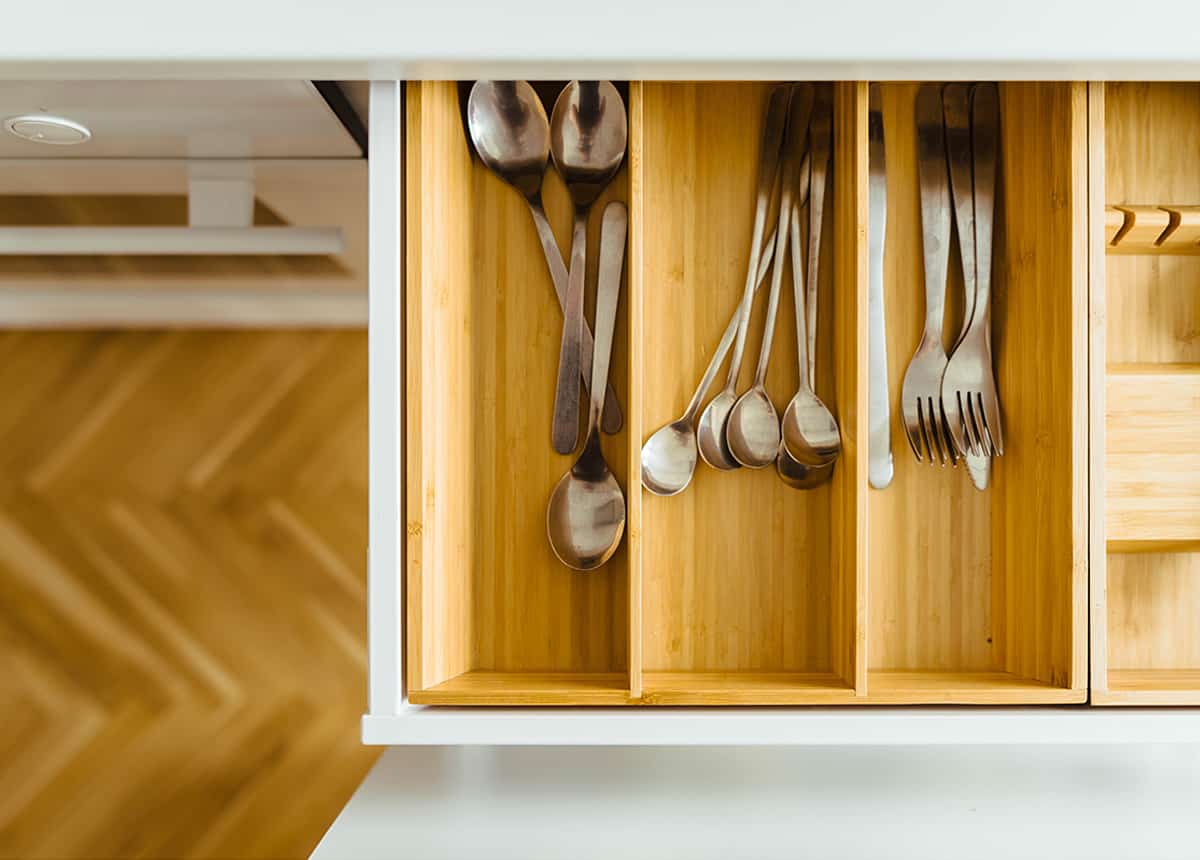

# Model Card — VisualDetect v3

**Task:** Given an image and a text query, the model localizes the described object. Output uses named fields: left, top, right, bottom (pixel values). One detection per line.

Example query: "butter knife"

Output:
left=868, top=85, right=893, bottom=489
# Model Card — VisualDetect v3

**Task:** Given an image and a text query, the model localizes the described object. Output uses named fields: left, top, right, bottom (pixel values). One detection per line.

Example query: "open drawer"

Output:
left=395, top=80, right=1088, bottom=707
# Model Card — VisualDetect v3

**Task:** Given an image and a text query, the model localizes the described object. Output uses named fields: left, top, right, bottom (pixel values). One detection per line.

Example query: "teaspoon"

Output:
left=727, top=84, right=813, bottom=469
left=696, top=84, right=791, bottom=472
left=466, top=81, right=623, bottom=435
left=781, top=89, right=841, bottom=468
left=548, top=81, right=627, bottom=455
left=548, top=201, right=628, bottom=570
left=777, top=198, right=834, bottom=488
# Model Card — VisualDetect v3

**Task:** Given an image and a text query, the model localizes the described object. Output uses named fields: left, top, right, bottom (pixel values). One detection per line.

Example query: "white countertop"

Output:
left=7, top=0, right=1200, bottom=79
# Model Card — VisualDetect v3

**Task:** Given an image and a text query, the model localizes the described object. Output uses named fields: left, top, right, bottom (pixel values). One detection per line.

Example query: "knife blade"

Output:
left=868, top=84, right=893, bottom=489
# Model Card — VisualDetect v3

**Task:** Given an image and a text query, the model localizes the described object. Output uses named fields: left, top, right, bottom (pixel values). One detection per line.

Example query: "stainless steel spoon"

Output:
left=548, top=81, right=627, bottom=455
left=641, top=228, right=779, bottom=496
left=777, top=191, right=834, bottom=488
left=781, top=89, right=841, bottom=468
left=727, top=84, right=813, bottom=469
left=466, top=81, right=623, bottom=435
left=696, top=84, right=791, bottom=472
left=547, top=201, right=627, bottom=570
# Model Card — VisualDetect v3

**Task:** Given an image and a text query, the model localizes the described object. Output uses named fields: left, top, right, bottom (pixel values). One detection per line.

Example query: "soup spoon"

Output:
left=548, top=81, right=627, bottom=455
left=781, top=89, right=841, bottom=468
left=777, top=199, right=834, bottom=489
left=727, top=84, right=813, bottom=469
left=696, top=84, right=791, bottom=472
left=466, top=81, right=622, bottom=435
left=547, top=201, right=628, bottom=570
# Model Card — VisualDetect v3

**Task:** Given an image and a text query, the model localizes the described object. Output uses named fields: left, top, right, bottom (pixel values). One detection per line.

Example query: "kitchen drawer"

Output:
left=396, top=80, right=1088, bottom=707
left=1092, top=82, right=1200, bottom=705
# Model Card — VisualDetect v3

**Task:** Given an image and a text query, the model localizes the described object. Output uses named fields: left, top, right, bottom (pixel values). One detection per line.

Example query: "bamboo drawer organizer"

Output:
left=404, top=79, right=1096, bottom=707
left=1092, top=82, right=1200, bottom=705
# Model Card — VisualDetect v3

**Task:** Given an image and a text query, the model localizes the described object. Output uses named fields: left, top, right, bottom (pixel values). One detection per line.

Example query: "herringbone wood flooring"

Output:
left=0, top=330, right=378, bottom=859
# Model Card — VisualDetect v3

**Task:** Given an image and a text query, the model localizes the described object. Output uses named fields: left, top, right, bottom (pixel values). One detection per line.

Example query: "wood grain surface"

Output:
left=0, top=330, right=376, bottom=858
left=1097, top=82, right=1200, bottom=704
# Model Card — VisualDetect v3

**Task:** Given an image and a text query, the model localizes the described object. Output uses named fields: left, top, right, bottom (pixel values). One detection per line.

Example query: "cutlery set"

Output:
left=900, top=82, right=1004, bottom=487
left=467, top=79, right=1006, bottom=569
left=468, top=80, right=629, bottom=570
left=643, top=83, right=841, bottom=497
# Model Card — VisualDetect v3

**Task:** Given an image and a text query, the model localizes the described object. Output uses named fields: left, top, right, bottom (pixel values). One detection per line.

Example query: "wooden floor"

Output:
left=0, top=330, right=379, bottom=859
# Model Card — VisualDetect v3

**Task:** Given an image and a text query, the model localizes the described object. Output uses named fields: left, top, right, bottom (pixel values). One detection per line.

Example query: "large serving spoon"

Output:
left=547, top=201, right=628, bottom=570
left=781, top=88, right=841, bottom=468
left=467, top=81, right=622, bottom=435
left=548, top=81, right=627, bottom=455
left=696, top=84, right=791, bottom=472
left=727, top=84, right=813, bottom=469
left=640, top=227, right=780, bottom=496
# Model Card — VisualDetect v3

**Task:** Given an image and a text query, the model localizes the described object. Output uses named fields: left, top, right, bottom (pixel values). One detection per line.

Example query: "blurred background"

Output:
left=0, top=80, right=378, bottom=858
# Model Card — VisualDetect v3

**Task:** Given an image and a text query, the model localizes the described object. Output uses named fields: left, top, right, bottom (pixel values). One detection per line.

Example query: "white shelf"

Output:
left=363, top=706, right=1200, bottom=746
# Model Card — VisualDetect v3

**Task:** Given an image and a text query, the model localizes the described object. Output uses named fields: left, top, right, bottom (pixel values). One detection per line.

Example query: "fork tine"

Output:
left=983, top=391, right=1004, bottom=456
left=975, top=392, right=998, bottom=457
left=902, top=399, right=925, bottom=463
left=965, top=392, right=986, bottom=456
left=942, top=388, right=968, bottom=458
left=936, top=398, right=959, bottom=466
left=915, top=398, right=932, bottom=463
left=925, top=396, right=947, bottom=465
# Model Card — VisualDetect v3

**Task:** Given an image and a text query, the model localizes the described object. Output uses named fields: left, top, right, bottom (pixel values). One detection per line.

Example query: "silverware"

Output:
left=776, top=188, right=834, bottom=489
left=900, top=83, right=954, bottom=464
left=548, top=81, right=627, bottom=455
left=696, top=84, right=791, bottom=472
left=466, top=81, right=623, bottom=436
left=781, top=87, right=840, bottom=468
left=727, top=84, right=814, bottom=469
left=640, top=229, right=779, bottom=496
left=547, top=201, right=627, bottom=570
left=941, top=82, right=1004, bottom=462
left=867, top=84, right=894, bottom=489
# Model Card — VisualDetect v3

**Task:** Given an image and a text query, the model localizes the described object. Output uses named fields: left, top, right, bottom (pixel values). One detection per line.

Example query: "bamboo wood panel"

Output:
left=405, top=81, right=629, bottom=703
left=1106, top=366, right=1200, bottom=548
left=0, top=331, right=376, bottom=858
left=868, top=83, right=1086, bottom=697
left=1097, top=82, right=1200, bottom=704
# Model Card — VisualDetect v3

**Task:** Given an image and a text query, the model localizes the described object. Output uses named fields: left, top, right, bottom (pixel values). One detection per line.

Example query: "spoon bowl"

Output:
left=547, top=459, right=626, bottom=570
left=697, top=391, right=741, bottom=471
left=641, top=420, right=698, bottom=496
left=781, top=393, right=841, bottom=466
left=777, top=445, right=834, bottom=489
left=467, top=81, right=550, bottom=197
left=550, top=81, right=628, bottom=207
left=726, top=388, right=780, bottom=468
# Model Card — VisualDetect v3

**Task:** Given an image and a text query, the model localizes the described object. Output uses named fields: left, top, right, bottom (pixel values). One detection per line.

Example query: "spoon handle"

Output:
left=752, top=84, right=812, bottom=388
left=723, top=85, right=791, bottom=392
left=588, top=201, right=628, bottom=436
left=680, top=225, right=778, bottom=425
left=804, top=87, right=833, bottom=395
left=551, top=209, right=588, bottom=454
left=527, top=195, right=624, bottom=435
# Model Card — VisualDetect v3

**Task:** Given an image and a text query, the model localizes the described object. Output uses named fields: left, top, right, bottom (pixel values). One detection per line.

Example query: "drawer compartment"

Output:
left=1093, top=82, right=1200, bottom=704
left=402, top=80, right=1087, bottom=706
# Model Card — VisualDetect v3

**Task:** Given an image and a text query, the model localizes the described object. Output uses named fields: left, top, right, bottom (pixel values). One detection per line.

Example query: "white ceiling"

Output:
left=0, top=81, right=363, bottom=159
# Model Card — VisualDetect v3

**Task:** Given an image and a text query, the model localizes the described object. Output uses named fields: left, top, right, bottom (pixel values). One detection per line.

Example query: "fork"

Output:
left=900, top=83, right=954, bottom=464
left=941, top=82, right=1004, bottom=458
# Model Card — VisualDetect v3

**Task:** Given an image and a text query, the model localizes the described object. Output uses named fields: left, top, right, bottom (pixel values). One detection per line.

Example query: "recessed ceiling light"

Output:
left=4, top=114, right=91, bottom=145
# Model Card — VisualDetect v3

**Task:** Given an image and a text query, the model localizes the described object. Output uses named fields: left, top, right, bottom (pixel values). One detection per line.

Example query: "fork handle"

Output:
left=916, top=84, right=951, bottom=343
left=944, top=83, right=978, bottom=344
left=971, top=82, right=998, bottom=339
